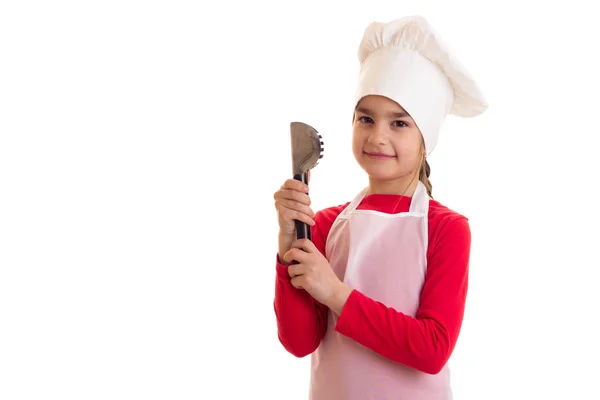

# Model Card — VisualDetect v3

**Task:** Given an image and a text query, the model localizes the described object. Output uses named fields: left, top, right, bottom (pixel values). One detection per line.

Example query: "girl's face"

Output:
left=352, top=95, right=424, bottom=195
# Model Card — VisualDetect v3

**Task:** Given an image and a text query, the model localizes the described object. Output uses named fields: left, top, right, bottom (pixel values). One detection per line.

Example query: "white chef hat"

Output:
left=355, top=16, right=488, bottom=156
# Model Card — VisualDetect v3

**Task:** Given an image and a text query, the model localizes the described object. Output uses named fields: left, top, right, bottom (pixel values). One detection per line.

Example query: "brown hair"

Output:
left=419, top=156, right=433, bottom=198
left=416, top=141, right=433, bottom=198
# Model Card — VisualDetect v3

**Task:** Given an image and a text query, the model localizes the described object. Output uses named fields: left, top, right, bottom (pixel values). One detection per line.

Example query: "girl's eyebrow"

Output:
left=355, top=106, right=409, bottom=118
left=388, top=111, right=410, bottom=118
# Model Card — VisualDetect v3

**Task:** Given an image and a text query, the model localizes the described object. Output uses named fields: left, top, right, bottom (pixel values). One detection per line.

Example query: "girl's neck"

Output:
left=367, top=176, right=419, bottom=197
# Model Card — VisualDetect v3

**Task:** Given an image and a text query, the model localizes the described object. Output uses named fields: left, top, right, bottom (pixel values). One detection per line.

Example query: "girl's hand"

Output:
left=274, top=179, right=315, bottom=260
left=283, top=238, right=352, bottom=312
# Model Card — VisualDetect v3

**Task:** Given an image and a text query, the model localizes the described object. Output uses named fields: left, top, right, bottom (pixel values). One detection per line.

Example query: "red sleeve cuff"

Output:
left=276, top=254, right=290, bottom=279
left=334, top=288, right=361, bottom=335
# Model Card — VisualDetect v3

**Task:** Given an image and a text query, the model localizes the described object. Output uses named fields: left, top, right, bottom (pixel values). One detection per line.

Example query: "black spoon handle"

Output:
left=293, top=172, right=311, bottom=241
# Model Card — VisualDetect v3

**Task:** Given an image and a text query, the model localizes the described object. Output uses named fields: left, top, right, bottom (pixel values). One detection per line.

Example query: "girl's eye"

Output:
left=358, top=116, right=373, bottom=123
left=392, top=120, right=408, bottom=127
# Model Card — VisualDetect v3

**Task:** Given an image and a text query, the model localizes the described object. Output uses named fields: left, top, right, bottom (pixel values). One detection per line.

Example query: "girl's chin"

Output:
left=362, top=169, right=399, bottom=182
left=360, top=165, right=412, bottom=182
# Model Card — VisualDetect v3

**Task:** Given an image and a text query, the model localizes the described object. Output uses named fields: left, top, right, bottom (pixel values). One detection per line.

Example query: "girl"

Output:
left=273, top=16, right=487, bottom=400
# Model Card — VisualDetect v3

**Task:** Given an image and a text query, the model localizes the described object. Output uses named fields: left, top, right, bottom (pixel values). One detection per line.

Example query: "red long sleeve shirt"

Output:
left=273, top=193, right=471, bottom=374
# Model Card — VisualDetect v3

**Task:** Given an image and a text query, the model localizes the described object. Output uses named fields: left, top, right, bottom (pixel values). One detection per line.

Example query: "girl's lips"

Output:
left=365, top=152, right=396, bottom=160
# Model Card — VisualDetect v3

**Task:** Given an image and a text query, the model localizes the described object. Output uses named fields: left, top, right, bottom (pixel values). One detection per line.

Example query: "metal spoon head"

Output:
left=290, top=121, right=324, bottom=175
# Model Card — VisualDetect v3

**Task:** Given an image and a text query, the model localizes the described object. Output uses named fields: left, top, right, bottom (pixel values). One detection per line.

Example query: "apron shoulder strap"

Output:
left=338, top=187, right=369, bottom=220
left=409, top=180, right=430, bottom=215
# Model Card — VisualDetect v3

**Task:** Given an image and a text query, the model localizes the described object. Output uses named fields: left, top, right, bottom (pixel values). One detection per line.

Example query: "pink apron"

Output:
left=310, top=181, right=452, bottom=399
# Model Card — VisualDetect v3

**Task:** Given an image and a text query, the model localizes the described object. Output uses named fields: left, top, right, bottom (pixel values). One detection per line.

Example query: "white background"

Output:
left=1, top=1, right=599, bottom=399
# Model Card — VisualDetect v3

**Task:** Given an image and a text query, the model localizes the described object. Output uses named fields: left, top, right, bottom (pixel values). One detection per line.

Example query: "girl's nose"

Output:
left=367, top=125, right=387, bottom=145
